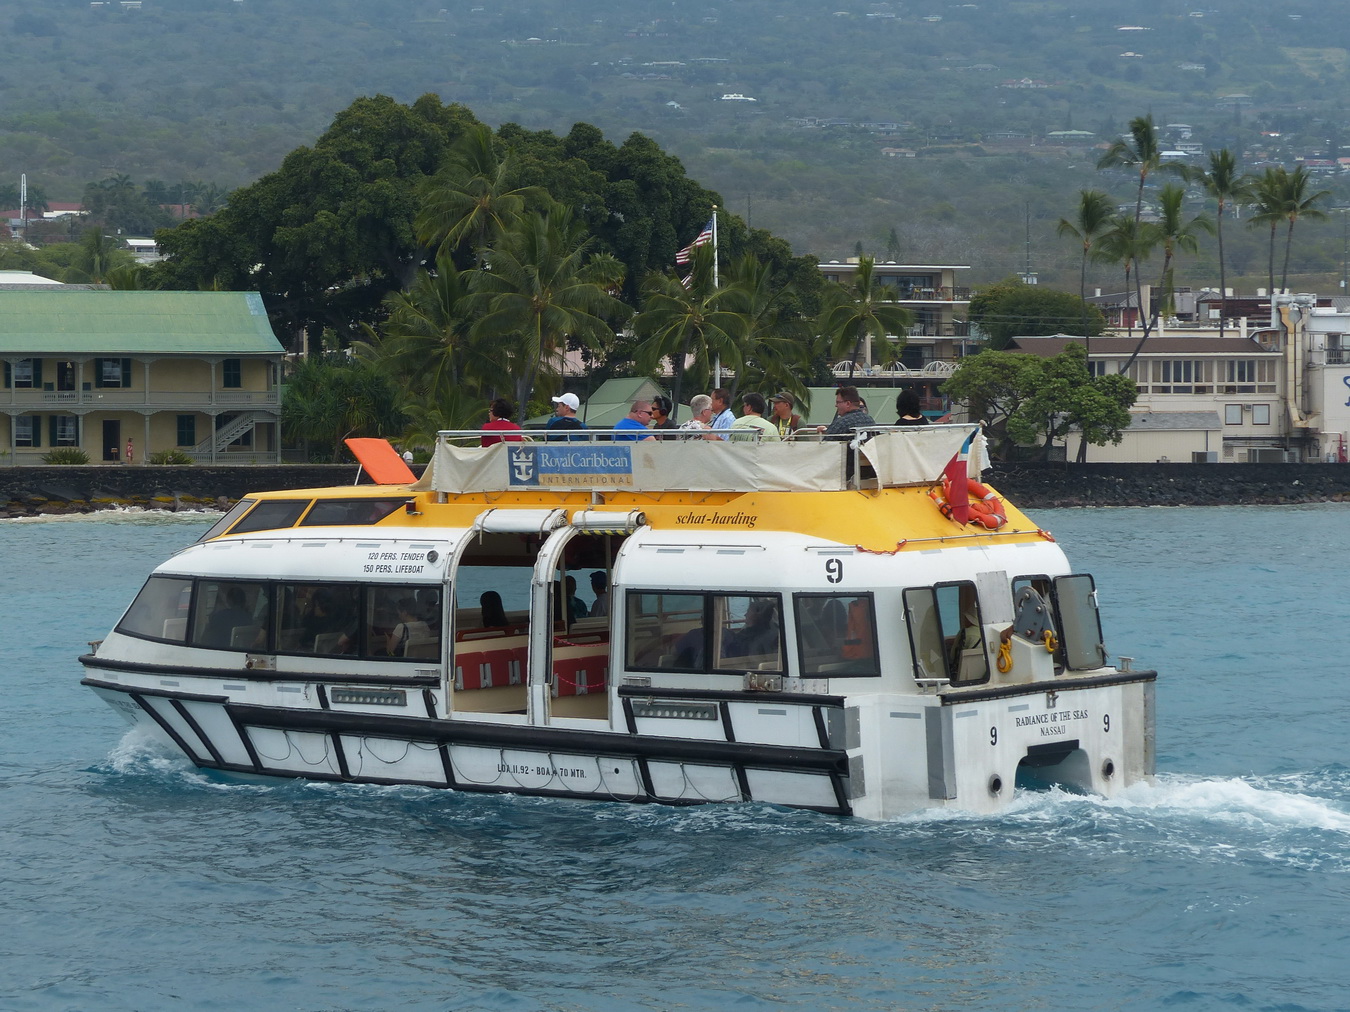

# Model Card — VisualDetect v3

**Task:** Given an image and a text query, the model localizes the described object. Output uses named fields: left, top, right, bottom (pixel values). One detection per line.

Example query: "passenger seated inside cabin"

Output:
left=589, top=571, right=609, bottom=618
left=304, top=587, right=357, bottom=654
left=722, top=598, right=780, bottom=659
left=565, top=575, right=589, bottom=623
left=672, top=625, right=704, bottom=668
left=480, top=591, right=508, bottom=628
left=387, top=599, right=431, bottom=657
left=201, top=586, right=254, bottom=649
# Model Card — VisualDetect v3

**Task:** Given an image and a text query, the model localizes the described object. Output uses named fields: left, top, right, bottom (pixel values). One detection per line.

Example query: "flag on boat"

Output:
left=675, top=218, right=715, bottom=264
left=942, top=431, right=974, bottom=525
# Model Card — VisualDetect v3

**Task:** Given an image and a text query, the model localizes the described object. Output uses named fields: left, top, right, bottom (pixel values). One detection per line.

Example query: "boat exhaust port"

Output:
left=988, top=773, right=1004, bottom=796
left=1101, top=758, right=1116, bottom=780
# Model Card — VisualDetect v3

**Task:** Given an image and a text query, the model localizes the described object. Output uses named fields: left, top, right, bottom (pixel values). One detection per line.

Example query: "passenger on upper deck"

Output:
left=650, top=396, right=678, bottom=438
left=613, top=400, right=657, bottom=442
left=482, top=398, right=525, bottom=446
left=818, top=385, right=876, bottom=439
left=546, top=393, right=587, bottom=441
left=679, top=394, right=716, bottom=438
left=730, top=392, right=781, bottom=442
left=709, top=388, right=735, bottom=440
left=770, top=391, right=803, bottom=439
left=895, top=389, right=930, bottom=426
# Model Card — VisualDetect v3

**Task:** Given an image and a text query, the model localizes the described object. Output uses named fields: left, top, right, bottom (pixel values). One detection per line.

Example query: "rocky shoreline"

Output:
left=1, top=462, right=1347, bottom=519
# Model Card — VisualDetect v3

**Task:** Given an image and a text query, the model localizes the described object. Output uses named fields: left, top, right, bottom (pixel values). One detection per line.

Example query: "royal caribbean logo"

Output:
left=508, top=445, right=634, bottom=486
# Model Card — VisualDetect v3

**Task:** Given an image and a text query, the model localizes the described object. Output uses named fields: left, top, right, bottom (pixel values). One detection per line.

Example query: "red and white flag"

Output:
left=675, top=218, right=714, bottom=265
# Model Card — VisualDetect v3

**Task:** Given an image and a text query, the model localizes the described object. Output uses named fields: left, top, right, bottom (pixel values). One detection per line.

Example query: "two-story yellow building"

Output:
left=0, top=290, right=285, bottom=464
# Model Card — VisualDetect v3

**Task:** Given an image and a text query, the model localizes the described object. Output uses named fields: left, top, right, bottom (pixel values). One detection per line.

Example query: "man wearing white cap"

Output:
left=547, top=392, right=587, bottom=441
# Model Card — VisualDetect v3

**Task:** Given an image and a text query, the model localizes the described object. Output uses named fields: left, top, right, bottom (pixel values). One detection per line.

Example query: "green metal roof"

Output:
left=0, top=290, right=285, bottom=356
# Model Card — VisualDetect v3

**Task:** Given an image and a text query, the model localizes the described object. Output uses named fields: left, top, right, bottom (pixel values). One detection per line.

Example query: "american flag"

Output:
left=675, top=218, right=714, bottom=264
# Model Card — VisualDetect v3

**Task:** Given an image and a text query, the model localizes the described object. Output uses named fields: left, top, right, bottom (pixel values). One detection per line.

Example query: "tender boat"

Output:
left=81, top=425, right=1156, bottom=818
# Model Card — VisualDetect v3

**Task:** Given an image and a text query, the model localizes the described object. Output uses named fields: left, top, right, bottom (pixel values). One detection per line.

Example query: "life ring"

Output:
left=936, top=477, right=1008, bottom=530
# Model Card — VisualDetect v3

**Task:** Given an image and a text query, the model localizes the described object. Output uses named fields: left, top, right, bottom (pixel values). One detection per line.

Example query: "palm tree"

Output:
left=1275, top=165, right=1331, bottom=293
left=816, top=256, right=914, bottom=377
left=1193, top=149, right=1248, bottom=337
left=469, top=206, right=629, bottom=418
left=416, top=123, right=546, bottom=264
left=1095, top=212, right=1156, bottom=346
left=358, top=251, right=506, bottom=427
left=1056, top=189, right=1115, bottom=349
left=1096, top=114, right=1184, bottom=223
left=719, top=252, right=814, bottom=408
left=1118, top=183, right=1213, bottom=373
left=1247, top=167, right=1285, bottom=297
left=632, top=244, right=749, bottom=420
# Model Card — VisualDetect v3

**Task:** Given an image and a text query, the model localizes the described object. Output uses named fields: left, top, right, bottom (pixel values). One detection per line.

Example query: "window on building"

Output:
left=15, top=415, right=39, bottom=447
left=176, top=414, right=196, bottom=447
left=1224, top=404, right=1243, bottom=425
left=1086, top=359, right=1108, bottom=377
left=94, top=358, right=133, bottom=389
left=1328, top=334, right=1346, bottom=366
left=50, top=415, right=79, bottom=446
left=1252, top=403, right=1271, bottom=425
left=222, top=359, right=242, bottom=388
left=1153, top=359, right=1205, bottom=393
left=10, top=359, right=40, bottom=389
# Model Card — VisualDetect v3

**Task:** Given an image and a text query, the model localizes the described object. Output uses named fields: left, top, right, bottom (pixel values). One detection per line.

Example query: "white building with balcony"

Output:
left=1, top=289, right=284, bottom=464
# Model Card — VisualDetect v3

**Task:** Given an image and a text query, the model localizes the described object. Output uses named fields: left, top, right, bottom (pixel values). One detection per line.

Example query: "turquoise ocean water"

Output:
left=3, top=505, right=1349, bottom=1011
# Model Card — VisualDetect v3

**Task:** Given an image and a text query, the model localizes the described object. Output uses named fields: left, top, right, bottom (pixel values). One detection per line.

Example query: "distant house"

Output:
left=1, top=289, right=285, bottom=464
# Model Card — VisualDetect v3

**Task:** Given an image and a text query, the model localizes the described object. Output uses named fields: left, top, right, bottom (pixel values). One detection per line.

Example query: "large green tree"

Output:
left=152, top=94, right=477, bottom=350
left=943, top=345, right=1135, bottom=460
left=280, top=355, right=408, bottom=461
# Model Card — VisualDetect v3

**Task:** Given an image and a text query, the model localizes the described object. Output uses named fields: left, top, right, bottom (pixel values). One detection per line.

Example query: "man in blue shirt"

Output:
left=613, top=400, right=656, bottom=441
left=709, top=388, right=735, bottom=440
left=546, top=392, right=587, bottom=441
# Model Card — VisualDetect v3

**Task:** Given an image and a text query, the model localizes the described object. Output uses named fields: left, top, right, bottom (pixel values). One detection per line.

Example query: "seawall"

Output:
left=0, top=462, right=1347, bottom=517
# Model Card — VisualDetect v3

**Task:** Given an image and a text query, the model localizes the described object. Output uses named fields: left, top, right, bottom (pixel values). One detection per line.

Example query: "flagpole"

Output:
left=712, top=206, right=720, bottom=389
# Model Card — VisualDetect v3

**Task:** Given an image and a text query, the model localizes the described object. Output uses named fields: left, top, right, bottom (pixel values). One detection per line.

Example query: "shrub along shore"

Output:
left=0, top=462, right=1348, bottom=519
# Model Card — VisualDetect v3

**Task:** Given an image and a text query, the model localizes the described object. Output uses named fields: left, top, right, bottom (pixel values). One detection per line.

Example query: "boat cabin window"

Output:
left=299, top=498, right=407, bottom=527
left=278, top=583, right=361, bottom=655
left=116, top=576, right=442, bottom=661
left=226, top=499, right=312, bottom=536
left=1012, top=574, right=1107, bottom=671
left=794, top=593, right=880, bottom=677
left=903, top=581, right=989, bottom=685
left=116, top=575, right=193, bottom=642
left=625, top=591, right=785, bottom=674
left=197, top=499, right=255, bottom=542
left=192, top=580, right=271, bottom=651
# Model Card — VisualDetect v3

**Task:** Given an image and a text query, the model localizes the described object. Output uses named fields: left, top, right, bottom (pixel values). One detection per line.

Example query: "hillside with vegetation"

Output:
left=3, top=0, right=1350, bottom=290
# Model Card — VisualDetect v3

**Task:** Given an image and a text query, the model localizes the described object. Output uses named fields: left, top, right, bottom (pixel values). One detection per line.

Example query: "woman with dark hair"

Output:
left=650, top=395, right=678, bottom=437
left=481, top=399, right=524, bottom=447
left=480, top=591, right=508, bottom=627
left=895, top=389, right=929, bottom=426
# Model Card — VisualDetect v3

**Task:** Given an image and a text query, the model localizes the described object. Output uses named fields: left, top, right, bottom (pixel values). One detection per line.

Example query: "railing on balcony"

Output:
left=887, top=286, right=971, bottom=302
left=3, top=388, right=279, bottom=407
left=831, top=360, right=958, bottom=379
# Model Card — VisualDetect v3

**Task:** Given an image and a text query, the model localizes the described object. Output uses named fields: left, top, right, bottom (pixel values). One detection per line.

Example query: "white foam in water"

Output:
left=1106, top=774, right=1350, bottom=833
